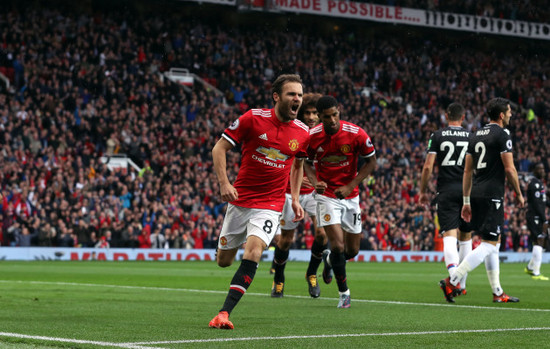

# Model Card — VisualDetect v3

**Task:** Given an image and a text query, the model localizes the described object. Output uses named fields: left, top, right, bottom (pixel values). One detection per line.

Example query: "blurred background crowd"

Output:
left=0, top=0, right=549, bottom=252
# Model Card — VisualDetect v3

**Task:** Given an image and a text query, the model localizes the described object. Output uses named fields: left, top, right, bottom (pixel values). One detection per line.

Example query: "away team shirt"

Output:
left=308, top=120, right=375, bottom=199
left=426, top=125, right=470, bottom=193
left=222, top=108, right=310, bottom=212
left=467, top=123, right=512, bottom=198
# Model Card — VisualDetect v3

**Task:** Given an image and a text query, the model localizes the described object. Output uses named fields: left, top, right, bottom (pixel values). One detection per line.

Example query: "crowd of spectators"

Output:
left=1, top=2, right=550, bottom=253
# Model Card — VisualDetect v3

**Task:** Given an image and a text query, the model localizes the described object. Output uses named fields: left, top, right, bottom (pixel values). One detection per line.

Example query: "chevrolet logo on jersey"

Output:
left=256, top=146, right=289, bottom=161
left=322, top=154, right=347, bottom=163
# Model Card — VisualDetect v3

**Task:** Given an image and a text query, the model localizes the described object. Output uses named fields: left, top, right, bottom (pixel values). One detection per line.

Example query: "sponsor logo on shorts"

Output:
left=220, top=237, right=227, bottom=246
left=324, top=214, right=331, bottom=222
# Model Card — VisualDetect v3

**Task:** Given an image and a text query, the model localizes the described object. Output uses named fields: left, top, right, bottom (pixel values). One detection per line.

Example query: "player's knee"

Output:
left=242, top=244, right=265, bottom=263
left=331, top=245, right=345, bottom=255
left=217, top=257, right=233, bottom=268
left=314, top=229, right=327, bottom=245
left=218, top=261, right=231, bottom=268
left=278, top=240, right=292, bottom=251
left=344, top=248, right=359, bottom=260
left=278, top=231, right=295, bottom=250
left=216, top=250, right=236, bottom=267
left=458, top=231, right=472, bottom=241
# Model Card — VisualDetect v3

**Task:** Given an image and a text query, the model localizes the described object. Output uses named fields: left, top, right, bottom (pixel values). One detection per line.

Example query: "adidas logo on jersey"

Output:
left=259, top=133, right=268, bottom=140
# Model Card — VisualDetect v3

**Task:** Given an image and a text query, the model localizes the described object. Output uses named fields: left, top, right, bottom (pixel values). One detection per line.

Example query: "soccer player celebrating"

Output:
left=270, top=93, right=328, bottom=299
left=441, top=97, right=524, bottom=303
left=525, top=162, right=549, bottom=280
left=305, top=95, right=376, bottom=308
left=418, top=102, right=472, bottom=302
left=208, top=74, right=310, bottom=330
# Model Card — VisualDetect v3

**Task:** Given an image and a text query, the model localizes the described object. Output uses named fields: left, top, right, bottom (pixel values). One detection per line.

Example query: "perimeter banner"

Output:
left=186, top=0, right=550, bottom=40
left=0, top=247, right=547, bottom=263
left=273, top=1, right=550, bottom=40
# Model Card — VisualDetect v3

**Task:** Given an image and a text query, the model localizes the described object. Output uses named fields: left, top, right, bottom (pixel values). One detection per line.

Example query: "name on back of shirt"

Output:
left=476, top=129, right=490, bottom=136
left=441, top=130, right=468, bottom=137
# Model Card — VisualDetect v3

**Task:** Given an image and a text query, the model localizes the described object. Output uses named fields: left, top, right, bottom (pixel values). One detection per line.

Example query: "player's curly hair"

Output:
left=297, top=93, right=322, bottom=122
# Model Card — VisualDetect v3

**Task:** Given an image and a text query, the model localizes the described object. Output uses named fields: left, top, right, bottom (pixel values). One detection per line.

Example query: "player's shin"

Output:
left=485, top=245, right=502, bottom=296
left=443, top=236, right=459, bottom=278
left=220, top=259, right=258, bottom=314
left=529, top=245, right=543, bottom=275
left=331, top=251, right=348, bottom=292
left=273, top=245, right=289, bottom=283
left=458, top=239, right=472, bottom=289
left=306, top=239, right=326, bottom=276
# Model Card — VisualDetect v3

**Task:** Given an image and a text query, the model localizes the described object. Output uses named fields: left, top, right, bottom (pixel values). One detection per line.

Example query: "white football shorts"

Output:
left=218, top=203, right=281, bottom=250
left=315, top=194, right=362, bottom=234
left=278, top=192, right=317, bottom=232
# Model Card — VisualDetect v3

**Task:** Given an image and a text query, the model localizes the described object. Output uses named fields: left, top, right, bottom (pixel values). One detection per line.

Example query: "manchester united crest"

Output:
left=340, top=144, right=351, bottom=153
left=324, top=214, right=331, bottom=222
left=280, top=219, right=286, bottom=226
left=220, top=237, right=227, bottom=247
left=289, top=139, right=299, bottom=151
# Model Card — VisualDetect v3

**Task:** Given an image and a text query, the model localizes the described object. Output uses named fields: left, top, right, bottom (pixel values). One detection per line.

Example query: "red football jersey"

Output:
left=284, top=172, right=315, bottom=195
left=222, top=108, right=310, bottom=211
left=307, top=120, right=375, bottom=199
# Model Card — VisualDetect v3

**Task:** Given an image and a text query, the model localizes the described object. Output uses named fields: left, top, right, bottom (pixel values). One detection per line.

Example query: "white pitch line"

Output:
left=1, top=279, right=549, bottom=313
left=128, top=327, right=550, bottom=345
left=1, top=280, right=549, bottom=347
left=0, top=332, right=161, bottom=349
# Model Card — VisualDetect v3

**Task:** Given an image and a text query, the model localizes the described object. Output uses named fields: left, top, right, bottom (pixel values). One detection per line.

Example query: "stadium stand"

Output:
left=0, top=0, right=549, bottom=252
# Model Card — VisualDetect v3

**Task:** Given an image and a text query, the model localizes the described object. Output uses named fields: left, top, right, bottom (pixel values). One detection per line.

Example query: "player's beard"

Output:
left=278, top=100, right=300, bottom=122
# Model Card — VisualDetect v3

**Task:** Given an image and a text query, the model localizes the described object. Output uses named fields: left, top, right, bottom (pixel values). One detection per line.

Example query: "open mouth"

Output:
left=291, top=105, right=299, bottom=114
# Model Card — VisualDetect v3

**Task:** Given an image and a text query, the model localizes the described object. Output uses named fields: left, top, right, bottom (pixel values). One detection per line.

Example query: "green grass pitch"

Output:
left=0, top=260, right=549, bottom=348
